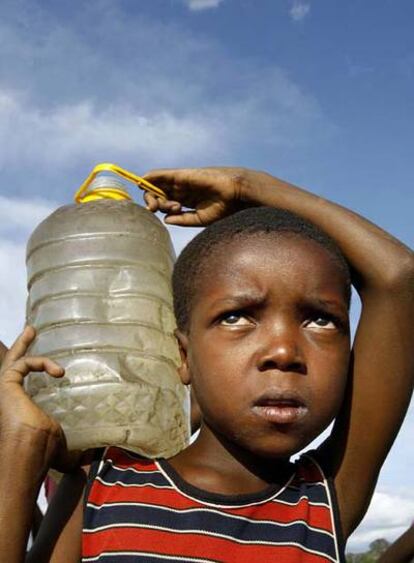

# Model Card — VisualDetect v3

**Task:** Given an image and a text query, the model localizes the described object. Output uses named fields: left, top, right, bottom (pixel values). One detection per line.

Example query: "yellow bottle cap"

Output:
left=74, top=163, right=166, bottom=204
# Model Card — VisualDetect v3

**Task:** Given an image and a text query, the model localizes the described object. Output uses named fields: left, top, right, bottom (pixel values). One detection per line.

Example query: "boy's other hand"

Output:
left=143, top=167, right=253, bottom=226
left=0, top=326, right=81, bottom=473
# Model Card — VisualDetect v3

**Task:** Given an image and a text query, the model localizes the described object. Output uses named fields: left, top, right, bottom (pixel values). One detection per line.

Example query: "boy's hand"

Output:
left=143, top=167, right=254, bottom=226
left=0, top=326, right=80, bottom=473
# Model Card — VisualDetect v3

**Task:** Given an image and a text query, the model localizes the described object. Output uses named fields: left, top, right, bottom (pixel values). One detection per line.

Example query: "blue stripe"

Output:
left=84, top=504, right=336, bottom=558
left=281, top=483, right=329, bottom=505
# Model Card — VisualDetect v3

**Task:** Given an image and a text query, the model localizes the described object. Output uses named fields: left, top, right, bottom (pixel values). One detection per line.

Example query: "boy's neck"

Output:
left=168, top=423, right=293, bottom=496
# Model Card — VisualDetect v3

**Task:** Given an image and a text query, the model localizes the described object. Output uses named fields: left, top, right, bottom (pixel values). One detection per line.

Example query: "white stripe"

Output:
left=96, top=447, right=110, bottom=476
left=155, top=460, right=297, bottom=509
left=95, top=475, right=173, bottom=490
left=109, top=462, right=162, bottom=476
left=83, top=551, right=218, bottom=562
left=271, top=495, right=330, bottom=509
left=85, top=500, right=334, bottom=538
left=84, top=523, right=337, bottom=562
left=286, top=481, right=325, bottom=491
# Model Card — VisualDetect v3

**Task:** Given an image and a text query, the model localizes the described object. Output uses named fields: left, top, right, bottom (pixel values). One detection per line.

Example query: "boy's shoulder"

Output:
left=94, top=446, right=329, bottom=490
left=90, top=446, right=337, bottom=513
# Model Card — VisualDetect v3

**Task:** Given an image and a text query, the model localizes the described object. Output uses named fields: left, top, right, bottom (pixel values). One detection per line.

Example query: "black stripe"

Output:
left=158, top=458, right=291, bottom=506
left=84, top=504, right=336, bottom=558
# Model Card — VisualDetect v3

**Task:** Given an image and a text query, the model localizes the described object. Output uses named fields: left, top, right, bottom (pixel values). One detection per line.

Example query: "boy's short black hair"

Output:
left=172, top=206, right=351, bottom=332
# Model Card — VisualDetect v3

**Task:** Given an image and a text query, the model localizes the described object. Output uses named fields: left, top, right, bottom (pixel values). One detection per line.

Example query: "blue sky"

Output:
left=0, top=0, right=413, bottom=552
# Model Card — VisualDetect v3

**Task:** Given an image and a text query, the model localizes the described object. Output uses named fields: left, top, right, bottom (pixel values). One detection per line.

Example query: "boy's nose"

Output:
left=257, top=333, right=306, bottom=375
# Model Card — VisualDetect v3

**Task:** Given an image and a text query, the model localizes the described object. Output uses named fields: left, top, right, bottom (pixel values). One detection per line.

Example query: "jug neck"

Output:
left=77, top=176, right=131, bottom=203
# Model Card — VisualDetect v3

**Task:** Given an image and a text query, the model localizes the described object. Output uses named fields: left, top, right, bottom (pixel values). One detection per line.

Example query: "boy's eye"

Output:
left=219, top=312, right=252, bottom=326
left=306, top=316, right=337, bottom=330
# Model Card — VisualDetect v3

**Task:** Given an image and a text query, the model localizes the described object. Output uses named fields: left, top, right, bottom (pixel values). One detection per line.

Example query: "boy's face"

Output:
left=177, top=234, right=351, bottom=459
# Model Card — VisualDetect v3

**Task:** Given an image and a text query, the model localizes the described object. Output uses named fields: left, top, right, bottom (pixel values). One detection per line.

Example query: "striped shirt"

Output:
left=83, top=447, right=344, bottom=562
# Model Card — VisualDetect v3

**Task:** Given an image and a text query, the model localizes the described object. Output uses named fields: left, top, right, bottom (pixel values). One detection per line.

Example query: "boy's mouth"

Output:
left=252, top=392, right=308, bottom=425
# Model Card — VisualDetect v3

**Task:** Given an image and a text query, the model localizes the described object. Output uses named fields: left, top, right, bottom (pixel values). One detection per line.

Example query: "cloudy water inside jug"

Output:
left=25, top=173, right=190, bottom=458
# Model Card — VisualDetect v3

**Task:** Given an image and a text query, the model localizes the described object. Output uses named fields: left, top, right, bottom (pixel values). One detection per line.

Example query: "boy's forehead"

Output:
left=196, top=234, right=348, bottom=299
left=202, top=233, right=335, bottom=273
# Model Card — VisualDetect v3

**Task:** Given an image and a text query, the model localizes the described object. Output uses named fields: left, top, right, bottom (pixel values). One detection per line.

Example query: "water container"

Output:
left=25, top=164, right=190, bottom=458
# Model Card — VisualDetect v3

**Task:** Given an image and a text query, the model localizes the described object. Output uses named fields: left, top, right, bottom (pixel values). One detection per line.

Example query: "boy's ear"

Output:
left=175, top=329, right=191, bottom=385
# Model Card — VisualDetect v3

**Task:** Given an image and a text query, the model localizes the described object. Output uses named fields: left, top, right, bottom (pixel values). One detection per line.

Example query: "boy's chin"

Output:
left=247, top=434, right=317, bottom=461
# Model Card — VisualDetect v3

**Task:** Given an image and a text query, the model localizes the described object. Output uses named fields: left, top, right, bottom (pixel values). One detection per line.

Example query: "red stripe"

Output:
left=83, top=527, right=332, bottom=562
left=88, top=481, right=332, bottom=532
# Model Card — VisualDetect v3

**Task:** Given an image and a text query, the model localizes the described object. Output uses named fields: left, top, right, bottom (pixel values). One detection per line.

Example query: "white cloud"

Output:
left=290, top=1, right=311, bottom=22
left=0, top=195, right=56, bottom=235
left=0, top=89, right=226, bottom=171
left=0, top=1, right=328, bottom=202
left=0, top=67, right=323, bottom=189
left=348, top=489, right=414, bottom=552
left=184, top=0, right=224, bottom=11
left=0, top=197, right=56, bottom=345
left=0, top=239, right=27, bottom=345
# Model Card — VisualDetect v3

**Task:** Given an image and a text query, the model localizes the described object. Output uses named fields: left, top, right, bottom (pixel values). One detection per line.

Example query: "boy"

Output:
left=0, top=167, right=413, bottom=562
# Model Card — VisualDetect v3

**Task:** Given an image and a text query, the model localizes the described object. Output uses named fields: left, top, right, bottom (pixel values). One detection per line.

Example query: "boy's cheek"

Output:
left=314, top=367, right=349, bottom=418
left=306, top=353, right=349, bottom=409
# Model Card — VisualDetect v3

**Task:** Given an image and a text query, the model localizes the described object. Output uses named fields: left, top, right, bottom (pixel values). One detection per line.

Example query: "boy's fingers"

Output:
left=144, top=191, right=182, bottom=214
left=164, top=199, right=226, bottom=227
left=144, top=192, right=159, bottom=212
left=159, top=200, right=182, bottom=213
left=144, top=169, right=196, bottom=194
left=164, top=211, right=204, bottom=227
left=143, top=171, right=175, bottom=199
left=2, top=357, right=64, bottom=384
left=1, top=326, right=36, bottom=367
left=143, top=169, right=178, bottom=184
left=145, top=168, right=217, bottom=187
left=145, top=167, right=203, bottom=181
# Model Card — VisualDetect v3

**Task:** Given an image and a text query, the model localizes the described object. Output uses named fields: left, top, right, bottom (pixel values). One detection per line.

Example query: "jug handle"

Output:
left=74, top=163, right=166, bottom=203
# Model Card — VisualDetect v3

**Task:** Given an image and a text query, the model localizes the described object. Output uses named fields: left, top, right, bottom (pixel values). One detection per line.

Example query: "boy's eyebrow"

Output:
left=209, top=295, right=348, bottom=308
left=304, top=297, right=349, bottom=315
left=207, top=294, right=349, bottom=318
left=209, top=293, right=265, bottom=309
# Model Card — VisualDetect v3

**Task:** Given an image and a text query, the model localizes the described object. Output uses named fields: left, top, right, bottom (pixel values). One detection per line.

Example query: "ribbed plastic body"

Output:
left=25, top=199, right=190, bottom=458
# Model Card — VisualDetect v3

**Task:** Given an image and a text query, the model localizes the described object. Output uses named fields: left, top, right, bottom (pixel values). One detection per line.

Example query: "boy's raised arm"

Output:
left=143, top=166, right=414, bottom=539
left=377, top=525, right=414, bottom=563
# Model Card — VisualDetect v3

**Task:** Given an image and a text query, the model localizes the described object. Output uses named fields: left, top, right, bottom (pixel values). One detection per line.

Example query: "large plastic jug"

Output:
left=25, top=164, right=190, bottom=458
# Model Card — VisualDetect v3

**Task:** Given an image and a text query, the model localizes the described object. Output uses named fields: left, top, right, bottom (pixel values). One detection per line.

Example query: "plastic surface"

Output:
left=25, top=198, right=190, bottom=458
